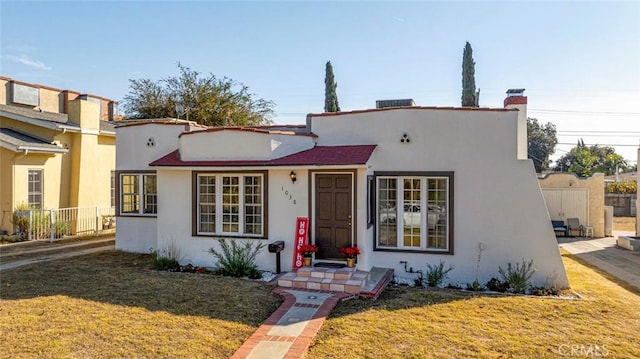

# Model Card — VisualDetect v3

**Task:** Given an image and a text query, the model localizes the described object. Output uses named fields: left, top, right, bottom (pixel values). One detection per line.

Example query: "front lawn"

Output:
left=307, top=252, right=640, bottom=358
left=0, top=251, right=281, bottom=358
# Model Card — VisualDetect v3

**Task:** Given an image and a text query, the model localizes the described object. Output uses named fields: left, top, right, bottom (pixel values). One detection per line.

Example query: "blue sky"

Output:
left=1, top=1, right=639, bottom=164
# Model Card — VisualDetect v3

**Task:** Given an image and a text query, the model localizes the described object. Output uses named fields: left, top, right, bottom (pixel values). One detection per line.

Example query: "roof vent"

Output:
left=376, top=99, right=415, bottom=109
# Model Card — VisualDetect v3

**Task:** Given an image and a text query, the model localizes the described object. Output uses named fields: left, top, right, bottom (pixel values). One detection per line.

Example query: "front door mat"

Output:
left=314, top=262, right=346, bottom=268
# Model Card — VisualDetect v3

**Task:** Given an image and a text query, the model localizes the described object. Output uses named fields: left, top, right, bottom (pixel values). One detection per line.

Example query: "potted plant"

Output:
left=299, top=243, right=318, bottom=267
left=339, top=245, right=360, bottom=268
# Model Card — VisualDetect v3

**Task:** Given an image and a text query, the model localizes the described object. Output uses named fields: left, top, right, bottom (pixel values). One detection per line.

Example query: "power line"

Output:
left=556, top=142, right=639, bottom=147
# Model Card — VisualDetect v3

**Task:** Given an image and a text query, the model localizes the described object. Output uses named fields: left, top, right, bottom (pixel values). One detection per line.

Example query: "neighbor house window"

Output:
left=28, top=169, right=43, bottom=209
left=110, top=171, right=115, bottom=207
left=376, top=172, right=452, bottom=252
left=119, top=173, right=157, bottom=215
left=196, top=173, right=265, bottom=237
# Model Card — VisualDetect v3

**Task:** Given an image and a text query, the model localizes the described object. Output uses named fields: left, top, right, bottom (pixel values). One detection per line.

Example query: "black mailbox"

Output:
left=268, top=241, right=285, bottom=253
left=268, top=241, right=285, bottom=274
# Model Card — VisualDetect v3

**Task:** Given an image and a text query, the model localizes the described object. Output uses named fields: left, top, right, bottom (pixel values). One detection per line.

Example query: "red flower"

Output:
left=339, top=246, right=360, bottom=258
left=300, top=244, right=319, bottom=256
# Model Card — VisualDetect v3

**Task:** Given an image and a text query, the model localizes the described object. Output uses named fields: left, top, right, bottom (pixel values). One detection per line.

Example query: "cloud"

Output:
left=6, top=54, right=51, bottom=71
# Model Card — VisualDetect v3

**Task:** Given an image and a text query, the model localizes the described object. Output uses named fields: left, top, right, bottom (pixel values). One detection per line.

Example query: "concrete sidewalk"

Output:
left=558, top=230, right=640, bottom=290
left=0, top=236, right=115, bottom=271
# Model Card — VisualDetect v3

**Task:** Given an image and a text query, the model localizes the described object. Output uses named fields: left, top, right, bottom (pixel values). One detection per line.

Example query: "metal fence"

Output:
left=13, top=206, right=116, bottom=241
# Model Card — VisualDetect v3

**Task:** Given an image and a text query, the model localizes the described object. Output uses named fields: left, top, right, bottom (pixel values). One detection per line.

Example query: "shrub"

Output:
left=486, top=277, right=509, bottom=293
left=150, top=242, right=180, bottom=270
left=498, top=258, right=536, bottom=294
left=529, top=286, right=560, bottom=296
left=465, top=280, right=486, bottom=291
left=424, top=260, right=454, bottom=287
left=208, top=238, right=265, bottom=279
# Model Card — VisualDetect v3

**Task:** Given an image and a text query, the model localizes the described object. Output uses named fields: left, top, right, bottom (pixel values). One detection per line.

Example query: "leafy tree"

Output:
left=527, top=118, right=558, bottom=172
left=123, top=63, right=274, bottom=126
left=324, top=61, right=340, bottom=112
left=461, top=41, right=477, bottom=107
left=554, top=140, right=628, bottom=176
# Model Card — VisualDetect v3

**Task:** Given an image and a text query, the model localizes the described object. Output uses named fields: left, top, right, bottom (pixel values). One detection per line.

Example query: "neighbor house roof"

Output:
left=0, top=128, right=68, bottom=154
left=0, top=104, right=116, bottom=135
left=150, top=145, right=377, bottom=167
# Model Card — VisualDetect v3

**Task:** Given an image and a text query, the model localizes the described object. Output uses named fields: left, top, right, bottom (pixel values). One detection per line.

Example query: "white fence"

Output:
left=14, top=206, right=116, bottom=241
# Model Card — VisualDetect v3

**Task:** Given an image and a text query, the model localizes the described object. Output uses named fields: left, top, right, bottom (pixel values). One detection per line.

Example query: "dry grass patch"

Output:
left=308, top=253, right=640, bottom=358
left=0, top=251, right=281, bottom=358
left=613, top=216, right=636, bottom=232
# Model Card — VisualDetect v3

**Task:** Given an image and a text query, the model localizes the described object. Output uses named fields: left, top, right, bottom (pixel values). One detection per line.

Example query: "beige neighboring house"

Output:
left=538, top=172, right=605, bottom=238
left=0, top=77, right=118, bottom=234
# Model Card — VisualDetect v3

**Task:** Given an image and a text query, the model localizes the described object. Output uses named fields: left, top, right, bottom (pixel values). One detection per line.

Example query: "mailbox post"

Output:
left=268, top=241, right=285, bottom=274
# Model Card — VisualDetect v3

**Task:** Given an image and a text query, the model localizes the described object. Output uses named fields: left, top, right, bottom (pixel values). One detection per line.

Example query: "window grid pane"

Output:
left=143, top=175, right=157, bottom=214
left=222, top=176, right=240, bottom=233
left=121, top=175, right=139, bottom=213
left=427, top=178, right=448, bottom=249
left=378, top=178, right=397, bottom=247
left=403, top=178, right=421, bottom=247
left=244, top=176, right=262, bottom=234
left=28, top=170, right=43, bottom=209
left=199, top=176, right=216, bottom=233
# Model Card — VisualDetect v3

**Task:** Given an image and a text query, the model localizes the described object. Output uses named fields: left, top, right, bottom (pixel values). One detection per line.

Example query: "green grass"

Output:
left=3, top=240, right=640, bottom=358
left=307, top=251, right=640, bottom=358
left=0, top=251, right=281, bottom=358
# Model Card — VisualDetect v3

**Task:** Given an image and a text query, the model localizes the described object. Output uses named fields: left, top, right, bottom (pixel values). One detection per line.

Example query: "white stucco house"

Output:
left=115, top=90, right=569, bottom=288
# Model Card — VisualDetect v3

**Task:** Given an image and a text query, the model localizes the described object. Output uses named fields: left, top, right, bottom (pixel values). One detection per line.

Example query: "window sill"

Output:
left=374, top=248, right=453, bottom=255
left=193, top=234, right=268, bottom=240
left=117, top=214, right=157, bottom=218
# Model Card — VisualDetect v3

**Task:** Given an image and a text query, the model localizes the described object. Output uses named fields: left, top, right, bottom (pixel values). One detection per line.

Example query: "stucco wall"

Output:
left=0, top=148, right=15, bottom=232
left=116, top=123, right=190, bottom=170
left=539, top=173, right=605, bottom=238
left=116, top=108, right=569, bottom=288
left=309, top=109, right=568, bottom=288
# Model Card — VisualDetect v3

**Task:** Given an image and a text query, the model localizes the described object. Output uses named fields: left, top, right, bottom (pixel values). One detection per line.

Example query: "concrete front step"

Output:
left=277, top=267, right=394, bottom=298
left=278, top=267, right=370, bottom=294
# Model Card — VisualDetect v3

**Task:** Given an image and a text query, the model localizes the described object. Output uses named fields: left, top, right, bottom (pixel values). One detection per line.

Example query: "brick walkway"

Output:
left=558, top=230, right=640, bottom=290
left=231, top=288, right=353, bottom=359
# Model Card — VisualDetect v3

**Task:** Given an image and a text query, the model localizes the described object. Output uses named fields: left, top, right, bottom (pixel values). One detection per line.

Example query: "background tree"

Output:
left=461, top=41, right=477, bottom=107
left=527, top=118, right=558, bottom=172
left=554, top=140, right=628, bottom=176
left=324, top=61, right=340, bottom=112
left=123, top=63, right=274, bottom=126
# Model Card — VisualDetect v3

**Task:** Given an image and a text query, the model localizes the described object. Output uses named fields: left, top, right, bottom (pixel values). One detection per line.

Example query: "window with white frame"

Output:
left=196, top=173, right=265, bottom=237
left=28, top=169, right=43, bottom=209
left=119, top=173, right=157, bottom=215
left=376, top=173, right=452, bottom=252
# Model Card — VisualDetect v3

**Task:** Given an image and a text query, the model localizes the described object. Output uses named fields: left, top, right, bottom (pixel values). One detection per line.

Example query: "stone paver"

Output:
left=558, top=230, right=640, bottom=290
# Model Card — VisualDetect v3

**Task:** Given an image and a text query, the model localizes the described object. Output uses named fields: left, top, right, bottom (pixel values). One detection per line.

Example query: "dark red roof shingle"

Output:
left=149, top=145, right=376, bottom=167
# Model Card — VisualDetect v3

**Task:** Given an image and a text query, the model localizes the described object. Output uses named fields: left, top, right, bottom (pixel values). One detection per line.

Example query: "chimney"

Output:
left=504, top=88, right=527, bottom=107
left=504, top=88, right=528, bottom=161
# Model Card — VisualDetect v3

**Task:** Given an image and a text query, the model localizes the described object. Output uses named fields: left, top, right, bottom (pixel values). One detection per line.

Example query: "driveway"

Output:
left=558, top=230, right=640, bottom=290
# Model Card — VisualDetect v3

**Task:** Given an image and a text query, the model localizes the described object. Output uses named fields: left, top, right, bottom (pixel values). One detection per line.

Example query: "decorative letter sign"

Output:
left=292, top=217, right=310, bottom=270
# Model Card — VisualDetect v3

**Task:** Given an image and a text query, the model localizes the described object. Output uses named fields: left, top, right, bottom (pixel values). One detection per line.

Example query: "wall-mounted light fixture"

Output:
left=400, top=133, right=411, bottom=143
left=289, top=171, right=297, bottom=183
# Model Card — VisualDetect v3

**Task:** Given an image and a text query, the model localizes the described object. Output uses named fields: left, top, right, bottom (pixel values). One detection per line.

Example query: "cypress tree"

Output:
left=324, top=61, right=340, bottom=112
left=461, top=42, right=477, bottom=107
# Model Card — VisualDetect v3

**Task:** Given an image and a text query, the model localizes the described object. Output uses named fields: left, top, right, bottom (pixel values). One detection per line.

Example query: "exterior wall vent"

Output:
left=376, top=99, right=415, bottom=109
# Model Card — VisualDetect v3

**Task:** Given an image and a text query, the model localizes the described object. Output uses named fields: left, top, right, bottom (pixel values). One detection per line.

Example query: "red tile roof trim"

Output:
left=149, top=145, right=377, bottom=167
left=308, top=105, right=517, bottom=118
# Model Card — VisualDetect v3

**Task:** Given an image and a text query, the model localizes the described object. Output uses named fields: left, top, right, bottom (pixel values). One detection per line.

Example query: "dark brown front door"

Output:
left=315, top=174, right=353, bottom=259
